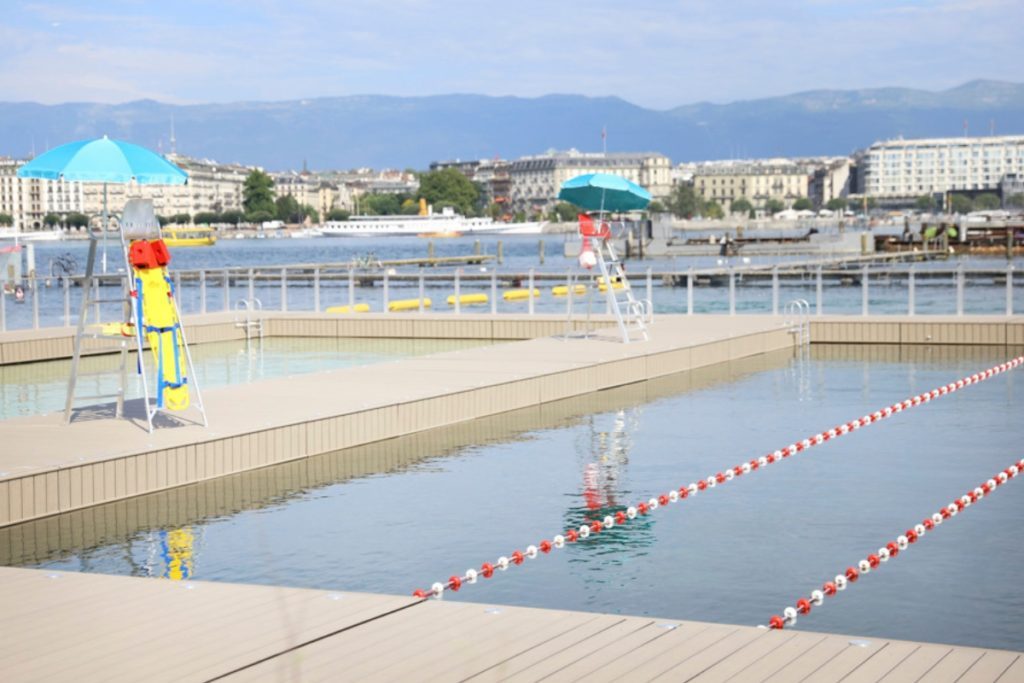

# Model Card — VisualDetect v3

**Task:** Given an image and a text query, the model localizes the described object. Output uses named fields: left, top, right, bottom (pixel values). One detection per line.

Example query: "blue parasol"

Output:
left=558, top=173, right=652, bottom=213
left=17, top=136, right=187, bottom=271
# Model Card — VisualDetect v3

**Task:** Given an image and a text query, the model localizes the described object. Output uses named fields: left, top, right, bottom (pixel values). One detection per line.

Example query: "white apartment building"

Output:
left=691, top=159, right=812, bottom=212
left=858, top=135, right=1024, bottom=201
left=0, top=157, right=85, bottom=230
left=509, top=150, right=672, bottom=213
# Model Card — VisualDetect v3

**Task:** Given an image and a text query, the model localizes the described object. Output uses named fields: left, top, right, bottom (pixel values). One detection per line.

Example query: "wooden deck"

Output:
left=1, top=566, right=1019, bottom=682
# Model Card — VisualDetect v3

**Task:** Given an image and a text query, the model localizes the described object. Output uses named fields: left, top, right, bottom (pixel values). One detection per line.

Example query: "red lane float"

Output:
left=411, top=357, right=1023, bottom=599
left=767, top=456, right=1024, bottom=630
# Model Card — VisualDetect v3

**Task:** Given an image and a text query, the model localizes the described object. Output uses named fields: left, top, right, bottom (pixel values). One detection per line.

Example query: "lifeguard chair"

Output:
left=576, top=213, right=651, bottom=343
left=64, top=199, right=207, bottom=432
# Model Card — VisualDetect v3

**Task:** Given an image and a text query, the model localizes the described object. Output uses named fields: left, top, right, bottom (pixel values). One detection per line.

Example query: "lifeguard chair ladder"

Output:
left=64, top=199, right=208, bottom=433
left=579, top=215, right=651, bottom=343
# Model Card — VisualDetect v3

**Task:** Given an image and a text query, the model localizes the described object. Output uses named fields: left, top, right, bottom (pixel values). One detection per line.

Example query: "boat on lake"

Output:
left=163, top=226, right=217, bottom=247
left=321, top=207, right=545, bottom=237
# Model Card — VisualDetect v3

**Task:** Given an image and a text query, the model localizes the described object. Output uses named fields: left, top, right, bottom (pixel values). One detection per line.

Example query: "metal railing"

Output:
left=0, top=262, right=1019, bottom=332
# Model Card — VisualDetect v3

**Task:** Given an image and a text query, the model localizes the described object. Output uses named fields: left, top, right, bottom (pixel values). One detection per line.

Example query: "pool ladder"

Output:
left=234, top=298, right=264, bottom=345
left=784, top=299, right=811, bottom=348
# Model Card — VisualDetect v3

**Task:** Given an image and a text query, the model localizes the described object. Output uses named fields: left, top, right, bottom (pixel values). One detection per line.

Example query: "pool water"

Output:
left=2, top=345, right=1022, bottom=651
left=0, top=336, right=494, bottom=420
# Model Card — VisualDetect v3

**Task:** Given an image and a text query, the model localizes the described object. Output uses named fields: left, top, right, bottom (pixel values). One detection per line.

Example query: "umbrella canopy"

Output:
left=558, top=173, right=651, bottom=212
left=17, top=135, right=187, bottom=185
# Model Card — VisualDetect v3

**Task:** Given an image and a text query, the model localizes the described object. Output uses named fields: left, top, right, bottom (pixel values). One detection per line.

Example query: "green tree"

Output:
left=44, top=213, right=60, bottom=227
left=668, top=184, right=702, bottom=218
left=825, top=197, right=847, bottom=211
left=792, top=197, right=813, bottom=211
left=220, top=210, right=245, bottom=226
left=363, top=193, right=402, bottom=215
left=400, top=198, right=420, bottom=215
left=914, top=195, right=936, bottom=213
left=194, top=211, right=220, bottom=225
left=703, top=201, right=725, bottom=219
left=730, top=198, right=753, bottom=215
left=646, top=200, right=667, bottom=214
left=949, top=195, right=973, bottom=214
left=513, top=210, right=526, bottom=223
left=1006, top=193, right=1024, bottom=208
left=302, top=205, right=320, bottom=223
left=765, top=199, right=785, bottom=215
left=66, top=212, right=90, bottom=228
left=326, top=208, right=351, bottom=221
left=243, top=170, right=276, bottom=219
left=974, top=193, right=1000, bottom=211
left=170, top=213, right=192, bottom=225
left=248, top=209, right=275, bottom=224
left=417, top=168, right=479, bottom=216
left=0, top=213, right=13, bottom=226
left=549, top=202, right=579, bottom=222
left=156, top=215, right=170, bottom=226
left=274, top=194, right=303, bottom=223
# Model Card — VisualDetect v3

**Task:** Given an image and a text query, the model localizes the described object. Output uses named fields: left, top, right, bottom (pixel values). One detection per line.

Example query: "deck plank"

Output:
left=954, top=650, right=1020, bottom=683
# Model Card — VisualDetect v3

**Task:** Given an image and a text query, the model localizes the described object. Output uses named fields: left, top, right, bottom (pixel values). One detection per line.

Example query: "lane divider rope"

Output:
left=766, top=455, right=1024, bottom=630
left=411, top=356, right=1023, bottom=600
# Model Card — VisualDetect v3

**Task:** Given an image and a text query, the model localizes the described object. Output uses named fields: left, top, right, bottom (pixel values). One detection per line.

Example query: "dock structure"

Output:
left=2, top=566, right=1021, bottom=681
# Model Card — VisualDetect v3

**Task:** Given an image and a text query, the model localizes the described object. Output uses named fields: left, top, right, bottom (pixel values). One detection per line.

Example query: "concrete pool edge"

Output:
left=1, top=314, right=1022, bottom=530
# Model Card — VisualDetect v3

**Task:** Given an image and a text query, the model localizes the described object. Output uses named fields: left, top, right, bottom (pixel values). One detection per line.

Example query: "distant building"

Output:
left=0, top=157, right=85, bottom=231
left=999, top=172, right=1024, bottom=205
left=857, top=135, right=1024, bottom=204
left=691, top=159, right=813, bottom=212
left=429, top=158, right=512, bottom=211
left=508, top=150, right=671, bottom=214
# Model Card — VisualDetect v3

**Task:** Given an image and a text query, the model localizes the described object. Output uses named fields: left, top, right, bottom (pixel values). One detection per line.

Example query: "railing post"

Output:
left=63, top=276, right=70, bottom=326
left=566, top=270, right=574, bottom=320
left=490, top=271, right=497, bottom=314
left=313, top=267, right=320, bottom=312
left=528, top=268, right=535, bottom=316
left=454, top=269, right=461, bottom=315
left=955, top=263, right=964, bottom=316
left=861, top=265, right=869, bottom=316
left=418, top=269, right=425, bottom=313
left=686, top=267, right=693, bottom=315
left=908, top=265, right=916, bottom=316
left=174, top=272, right=182, bottom=312
left=247, top=268, right=255, bottom=303
left=646, top=267, right=653, bottom=312
left=771, top=266, right=779, bottom=315
left=222, top=270, right=229, bottom=312
left=0, top=288, right=5, bottom=331
left=280, top=267, right=288, bottom=312
left=32, top=275, right=40, bottom=328
left=348, top=268, right=355, bottom=310
left=1007, top=264, right=1014, bottom=316
left=93, top=277, right=100, bottom=322
left=200, top=269, right=207, bottom=314
left=382, top=270, right=389, bottom=313
left=816, top=265, right=823, bottom=316
left=728, top=267, right=735, bottom=315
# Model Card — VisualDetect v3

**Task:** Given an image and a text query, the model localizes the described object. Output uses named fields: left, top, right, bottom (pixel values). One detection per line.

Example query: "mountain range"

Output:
left=0, top=80, right=1022, bottom=171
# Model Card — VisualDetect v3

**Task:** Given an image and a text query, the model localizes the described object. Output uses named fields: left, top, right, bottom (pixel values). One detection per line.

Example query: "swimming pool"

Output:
left=0, top=336, right=494, bottom=420
left=1, top=345, right=1021, bottom=651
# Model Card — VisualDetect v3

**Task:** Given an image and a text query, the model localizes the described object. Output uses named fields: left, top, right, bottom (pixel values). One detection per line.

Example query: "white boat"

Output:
left=0, top=227, right=64, bottom=242
left=320, top=207, right=546, bottom=237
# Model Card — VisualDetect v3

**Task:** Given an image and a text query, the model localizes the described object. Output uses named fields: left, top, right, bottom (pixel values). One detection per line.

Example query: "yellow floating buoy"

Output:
left=552, top=284, right=587, bottom=297
left=388, top=298, right=432, bottom=312
left=503, top=288, right=541, bottom=301
left=447, top=293, right=488, bottom=306
left=326, top=303, right=370, bottom=313
left=597, top=276, right=626, bottom=292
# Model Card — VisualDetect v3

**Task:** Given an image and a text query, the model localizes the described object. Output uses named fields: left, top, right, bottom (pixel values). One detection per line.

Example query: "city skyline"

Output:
left=1, top=0, right=1022, bottom=109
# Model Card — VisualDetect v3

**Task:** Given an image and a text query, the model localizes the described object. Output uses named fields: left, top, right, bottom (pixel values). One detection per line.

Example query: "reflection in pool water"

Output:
left=1, top=344, right=1022, bottom=651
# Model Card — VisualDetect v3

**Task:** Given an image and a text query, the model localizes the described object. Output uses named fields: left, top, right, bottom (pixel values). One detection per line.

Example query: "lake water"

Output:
left=2, top=345, right=1022, bottom=651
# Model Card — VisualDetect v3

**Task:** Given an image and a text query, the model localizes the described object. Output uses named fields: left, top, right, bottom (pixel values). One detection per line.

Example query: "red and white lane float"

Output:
left=767, top=456, right=1024, bottom=630
left=412, top=357, right=1023, bottom=600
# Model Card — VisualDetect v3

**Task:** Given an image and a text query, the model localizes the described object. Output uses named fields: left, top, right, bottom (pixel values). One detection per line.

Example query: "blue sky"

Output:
left=1, top=0, right=1020, bottom=108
